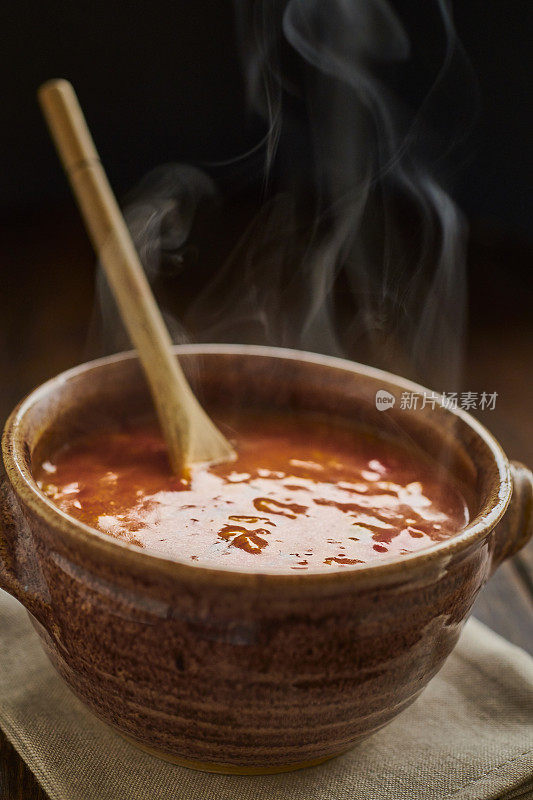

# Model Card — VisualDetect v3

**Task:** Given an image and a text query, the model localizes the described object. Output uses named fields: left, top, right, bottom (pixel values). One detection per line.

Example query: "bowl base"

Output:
left=121, top=734, right=346, bottom=775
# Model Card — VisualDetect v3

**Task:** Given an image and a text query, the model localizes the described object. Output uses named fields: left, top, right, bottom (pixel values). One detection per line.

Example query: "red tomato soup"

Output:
left=36, top=413, right=469, bottom=572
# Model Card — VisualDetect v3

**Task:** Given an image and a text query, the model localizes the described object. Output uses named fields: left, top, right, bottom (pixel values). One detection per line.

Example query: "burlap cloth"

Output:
left=0, top=589, right=531, bottom=800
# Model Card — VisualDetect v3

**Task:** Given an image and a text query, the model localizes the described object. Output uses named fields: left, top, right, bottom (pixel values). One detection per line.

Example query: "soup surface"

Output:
left=36, top=413, right=468, bottom=572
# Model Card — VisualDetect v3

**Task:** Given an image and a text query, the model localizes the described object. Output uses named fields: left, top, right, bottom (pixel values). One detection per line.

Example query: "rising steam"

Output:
left=91, top=0, right=474, bottom=391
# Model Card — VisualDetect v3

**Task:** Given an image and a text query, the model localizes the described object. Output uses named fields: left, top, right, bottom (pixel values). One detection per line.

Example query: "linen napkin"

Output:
left=0, top=588, right=532, bottom=800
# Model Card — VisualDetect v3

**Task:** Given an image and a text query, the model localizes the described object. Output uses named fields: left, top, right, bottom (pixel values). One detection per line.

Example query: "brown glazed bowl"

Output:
left=1, top=345, right=532, bottom=774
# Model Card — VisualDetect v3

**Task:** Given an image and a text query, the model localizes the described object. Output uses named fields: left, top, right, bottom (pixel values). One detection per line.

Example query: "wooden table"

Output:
left=0, top=207, right=531, bottom=799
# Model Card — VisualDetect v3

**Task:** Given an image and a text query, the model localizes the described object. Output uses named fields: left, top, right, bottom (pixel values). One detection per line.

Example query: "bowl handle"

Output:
left=0, top=472, right=51, bottom=628
left=491, top=461, right=533, bottom=572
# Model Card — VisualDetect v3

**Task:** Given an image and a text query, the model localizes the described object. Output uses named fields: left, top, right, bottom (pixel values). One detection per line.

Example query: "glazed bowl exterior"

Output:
left=1, top=345, right=531, bottom=773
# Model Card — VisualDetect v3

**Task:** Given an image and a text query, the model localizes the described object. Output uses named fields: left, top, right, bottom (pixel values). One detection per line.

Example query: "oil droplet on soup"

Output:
left=35, top=413, right=469, bottom=572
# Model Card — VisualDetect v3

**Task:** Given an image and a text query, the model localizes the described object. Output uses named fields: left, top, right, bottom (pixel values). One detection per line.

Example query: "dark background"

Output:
left=1, top=1, right=531, bottom=230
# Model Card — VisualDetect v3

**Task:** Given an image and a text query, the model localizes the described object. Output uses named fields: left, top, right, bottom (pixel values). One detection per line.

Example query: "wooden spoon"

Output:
left=38, top=79, right=235, bottom=475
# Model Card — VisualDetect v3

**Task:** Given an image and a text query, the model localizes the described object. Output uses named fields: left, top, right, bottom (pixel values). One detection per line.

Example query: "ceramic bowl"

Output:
left=1, top=345, right=531, bottom=773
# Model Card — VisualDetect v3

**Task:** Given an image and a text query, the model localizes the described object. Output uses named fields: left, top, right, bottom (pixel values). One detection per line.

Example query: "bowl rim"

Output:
left=2, top=344, right=512, bottom=586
